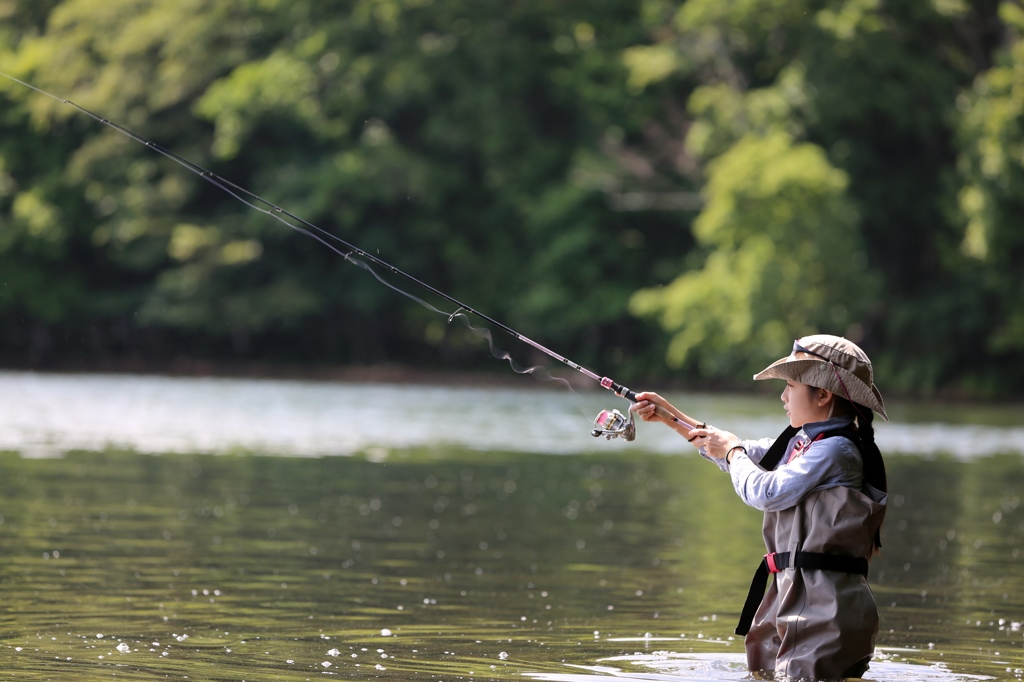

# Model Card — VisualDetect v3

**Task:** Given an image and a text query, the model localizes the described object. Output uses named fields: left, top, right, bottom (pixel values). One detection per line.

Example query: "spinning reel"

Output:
left=591, top=407, right=636, bottom=441
left=590, top=397, right=701, bottom=443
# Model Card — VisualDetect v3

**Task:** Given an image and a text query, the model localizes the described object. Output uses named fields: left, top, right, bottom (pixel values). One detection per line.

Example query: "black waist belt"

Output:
left=735, top=551, right=869, bottom=636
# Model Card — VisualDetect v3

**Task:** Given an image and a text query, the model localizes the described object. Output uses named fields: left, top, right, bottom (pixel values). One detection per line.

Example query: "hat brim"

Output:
left=754, top=357, right=888, bottom=421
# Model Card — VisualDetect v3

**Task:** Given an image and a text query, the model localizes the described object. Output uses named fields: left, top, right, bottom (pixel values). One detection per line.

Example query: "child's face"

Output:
left=781, top=380, right=827, bottom=428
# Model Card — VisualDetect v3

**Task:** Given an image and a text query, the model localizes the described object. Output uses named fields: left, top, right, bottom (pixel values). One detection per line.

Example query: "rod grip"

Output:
left=600, top=377, right=637, bottom=402
left=653, top=404, right=678, bottom=422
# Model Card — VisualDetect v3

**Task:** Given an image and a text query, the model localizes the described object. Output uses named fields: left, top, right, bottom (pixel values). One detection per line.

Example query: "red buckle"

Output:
left=765, top=552, right=781, bottom=574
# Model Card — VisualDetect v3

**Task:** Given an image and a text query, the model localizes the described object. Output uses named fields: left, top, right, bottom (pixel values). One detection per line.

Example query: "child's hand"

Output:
left=630, top=392, right=669, bottom=424
left=687, top=426, right=740, bottom=460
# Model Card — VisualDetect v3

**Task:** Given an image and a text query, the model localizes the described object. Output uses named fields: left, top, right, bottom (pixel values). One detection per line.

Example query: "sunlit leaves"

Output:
left=684, top=67, right=807, bottom=161
left=622, top=44, right=681, bottom=92
left=955, top=1, right=1024, bottom=357
left=22, top=0, right=247, bottom=118
left=166, top=223, right=264, bottom=267
left=816, top=0, right=886, bottom=43
left=3, top=0, right=1021, bottom=394
left=11, top=188, right=63, bottom=243
left=197, top=50, right=325, bottom=159
left=631, top=131, right=875, bottom=374
left=613, top=0, right=1024, bottom=395
left=1, top=0, right=663, bottom=368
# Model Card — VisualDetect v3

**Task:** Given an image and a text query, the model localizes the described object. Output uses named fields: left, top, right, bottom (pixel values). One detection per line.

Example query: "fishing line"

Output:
left=346, top=256, right=577, bottom=392
left=1, top=70, right=697, bottom=440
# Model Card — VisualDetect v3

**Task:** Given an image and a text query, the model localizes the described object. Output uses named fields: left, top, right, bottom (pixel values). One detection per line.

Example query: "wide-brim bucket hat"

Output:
left=754, top=334, right=888, bottom=421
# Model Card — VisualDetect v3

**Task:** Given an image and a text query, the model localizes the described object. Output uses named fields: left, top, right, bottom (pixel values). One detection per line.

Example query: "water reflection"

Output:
left=2, top=447, right=1023, bottom=680
left=2, top=371, right=1023, bottom=457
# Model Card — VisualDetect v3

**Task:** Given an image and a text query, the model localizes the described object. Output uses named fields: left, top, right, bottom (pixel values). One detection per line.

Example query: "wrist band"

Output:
left=726, top=445, right=747, bottom=462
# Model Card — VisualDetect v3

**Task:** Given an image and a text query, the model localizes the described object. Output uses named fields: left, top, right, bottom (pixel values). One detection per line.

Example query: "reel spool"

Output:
left=591, top=408, right=636, bottom=441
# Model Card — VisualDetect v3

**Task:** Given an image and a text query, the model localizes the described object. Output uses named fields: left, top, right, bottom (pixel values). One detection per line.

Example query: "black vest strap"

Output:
left=757, top=424, right=860, bottom=472
left=756, top=425, right=800, bottom=471
left=735, top=551, right=869, bottom=636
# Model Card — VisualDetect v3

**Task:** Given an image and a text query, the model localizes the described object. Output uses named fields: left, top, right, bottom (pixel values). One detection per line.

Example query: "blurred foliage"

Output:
left=631, top=130, right=877, bottom=377
left=956, top=1, right=1024, bottom=390
left=0, top=0, right=1022, bottom=398
left=626, top=0, right=1021, bottom=396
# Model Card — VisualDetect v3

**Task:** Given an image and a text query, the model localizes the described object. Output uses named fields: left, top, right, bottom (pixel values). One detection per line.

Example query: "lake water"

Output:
left=1, top=371, right=1023, bottom=681
left=3, top=371, right=1022, bottom=459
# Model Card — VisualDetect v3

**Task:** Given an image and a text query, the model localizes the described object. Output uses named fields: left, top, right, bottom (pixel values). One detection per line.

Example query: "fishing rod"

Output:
left=1, top=70, right=699, bottom=440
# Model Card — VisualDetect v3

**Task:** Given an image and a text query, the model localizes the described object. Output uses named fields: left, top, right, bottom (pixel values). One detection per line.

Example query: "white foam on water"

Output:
left=523, top=650, right=994, bottom=681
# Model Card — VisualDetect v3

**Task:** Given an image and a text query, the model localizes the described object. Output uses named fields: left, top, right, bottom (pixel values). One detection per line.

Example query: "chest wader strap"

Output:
left=734, top=551, right=869, bottom=636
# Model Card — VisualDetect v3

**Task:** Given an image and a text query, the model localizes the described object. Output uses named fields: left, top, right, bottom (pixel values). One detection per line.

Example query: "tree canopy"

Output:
left=1, top=0, right=1022, bottom=399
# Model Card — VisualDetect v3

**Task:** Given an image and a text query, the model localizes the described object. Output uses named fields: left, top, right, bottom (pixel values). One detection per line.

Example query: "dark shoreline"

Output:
left=0, top=356, right=755, bottom=398
left=1, top=358, right=532, bottom=387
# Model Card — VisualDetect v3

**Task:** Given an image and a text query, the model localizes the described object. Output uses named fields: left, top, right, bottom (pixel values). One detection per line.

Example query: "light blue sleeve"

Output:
left=727, top=437, right=864, bottom=512
left=706, top=436, right=776, bottom=473
left=741, top=437, right=777, bottom=467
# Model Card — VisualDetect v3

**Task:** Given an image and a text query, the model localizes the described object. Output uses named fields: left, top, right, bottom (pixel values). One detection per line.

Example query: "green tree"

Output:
left=1, top=0, right=674, bottom=375
left=955, top=0, right=1024, bottom=395
left=4, top=0, right=1024, bottom=398
left=621, top=0, right=1017, bottom=395
left=631, top=130, right=876, bottom=377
